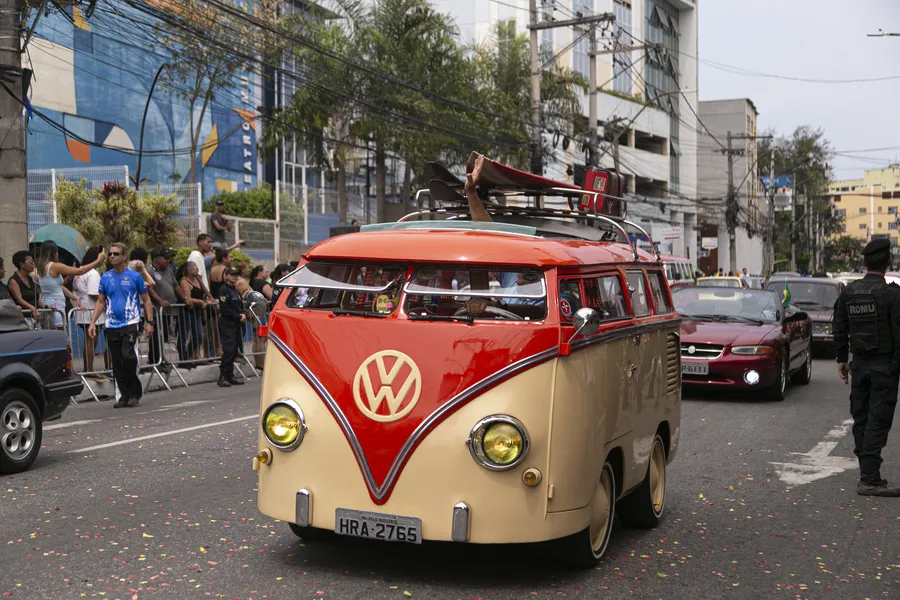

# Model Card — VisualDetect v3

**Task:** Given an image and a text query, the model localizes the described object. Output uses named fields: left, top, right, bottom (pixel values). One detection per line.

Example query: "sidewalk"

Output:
left=74, top=360, right=261, bottom=403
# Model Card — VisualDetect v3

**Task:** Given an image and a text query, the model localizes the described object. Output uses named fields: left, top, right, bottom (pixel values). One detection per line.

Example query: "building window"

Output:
left=836, top=209, right=846, bottom=217
left=572, top=0, right=592, bottom=79
left=890, top=207, right=898, bottom=215
left=645, top=0, right=680, bottom=193
left=879, top=222, right=883, bottom=228
left=879, top=205, right=883, bottom=212
left=613, top=0, right=633, bottom=94
left=860, top=207, right=867, bottom=214
left=860, top=224, right=867, bottom=230
left=890, top=222, right=898, bottom=230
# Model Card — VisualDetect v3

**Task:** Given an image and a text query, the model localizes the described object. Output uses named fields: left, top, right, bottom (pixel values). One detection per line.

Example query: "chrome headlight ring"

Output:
left=466, top=415, right=530, bottom=471
left=262, top=398, right=308, bottom=451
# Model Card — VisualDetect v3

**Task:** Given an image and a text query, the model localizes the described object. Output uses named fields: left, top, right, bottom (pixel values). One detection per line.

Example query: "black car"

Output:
left=765, top=277, right=845, bottom=353
left=0, top=300, right=83, bottom=474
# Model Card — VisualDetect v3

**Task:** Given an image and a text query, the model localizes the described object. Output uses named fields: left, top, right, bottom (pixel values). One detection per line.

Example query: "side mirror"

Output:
left=245, top=290, right=269, bottom=328
left=784, top=310, right=808, bottom=323
left=560, top=308, right=601, bottom=356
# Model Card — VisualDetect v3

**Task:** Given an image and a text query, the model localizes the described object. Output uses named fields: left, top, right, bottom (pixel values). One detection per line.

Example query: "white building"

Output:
left=697, top=98, right=764, bottom=275
left=431, top=0, right=700, bottom=262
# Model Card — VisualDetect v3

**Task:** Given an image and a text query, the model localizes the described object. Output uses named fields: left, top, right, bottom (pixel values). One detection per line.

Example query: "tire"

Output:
left=0, top=389, right=42, bottom=475
left=791, top=348, right=812, bottom=385
left=288, top=523, right=335, bottom=542
left=617, top=434, right=667, bottom=528
left=769, top=351, right=788, bottom=401
left=555, top=460, right=616, bottom=567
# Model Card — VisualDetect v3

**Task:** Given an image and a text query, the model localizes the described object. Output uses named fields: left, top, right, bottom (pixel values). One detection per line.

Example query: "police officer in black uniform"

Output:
left=833, top=238, right=900, bottom=496
left=217, top=267, right=246, bottom=388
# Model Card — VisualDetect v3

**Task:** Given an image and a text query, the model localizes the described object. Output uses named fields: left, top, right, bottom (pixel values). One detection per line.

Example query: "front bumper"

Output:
left=681, top=353, right=780, bottom=388
left=44, top=377, right=83, bottom=419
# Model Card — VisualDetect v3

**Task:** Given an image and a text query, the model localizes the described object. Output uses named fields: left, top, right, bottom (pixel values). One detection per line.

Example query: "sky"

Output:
left=699, top=0, right=900, bottom=181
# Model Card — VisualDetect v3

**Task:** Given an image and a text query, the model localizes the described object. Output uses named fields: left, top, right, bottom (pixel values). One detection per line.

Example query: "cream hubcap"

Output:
left=589, top=467, right=614, bottom=554
left=649, top=440, right=666, bottom=515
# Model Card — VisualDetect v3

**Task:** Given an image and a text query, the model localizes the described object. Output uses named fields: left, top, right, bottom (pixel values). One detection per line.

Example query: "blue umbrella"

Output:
left=29, top=223, right=91, bottom=264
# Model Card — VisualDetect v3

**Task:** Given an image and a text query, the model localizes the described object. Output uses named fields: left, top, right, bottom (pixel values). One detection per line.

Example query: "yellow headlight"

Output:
left=263, top=403, right=304, bottom=449
left=482, top=423, right=524, bottom=465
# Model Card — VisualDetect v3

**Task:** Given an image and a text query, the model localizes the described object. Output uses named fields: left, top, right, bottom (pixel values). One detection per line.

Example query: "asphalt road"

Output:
left=2, top=358, right=899, bottom=600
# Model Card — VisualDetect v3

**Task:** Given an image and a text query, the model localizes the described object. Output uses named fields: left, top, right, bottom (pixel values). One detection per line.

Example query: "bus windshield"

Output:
left=404, top=268, right=547, bottom=321
left=281, top=263, right=406, bottom=315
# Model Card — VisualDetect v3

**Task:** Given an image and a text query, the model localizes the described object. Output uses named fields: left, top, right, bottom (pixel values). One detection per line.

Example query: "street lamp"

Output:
left=134, top=63, right=171, bottom=191
left=867, top=29, right=900, bottom=37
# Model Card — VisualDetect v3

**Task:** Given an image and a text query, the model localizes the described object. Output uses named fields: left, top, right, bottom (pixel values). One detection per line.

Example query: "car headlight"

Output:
left=468, top=416, right=529, bottom=470
left=813, top=322, right=832, bottom=335
left=731, top=345, right=775, bottom=355
left=262, top=399, right=307, bottom=450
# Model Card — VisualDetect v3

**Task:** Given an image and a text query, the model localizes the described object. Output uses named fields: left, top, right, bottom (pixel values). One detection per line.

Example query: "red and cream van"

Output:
left=254, top=153, right=681, bottom=566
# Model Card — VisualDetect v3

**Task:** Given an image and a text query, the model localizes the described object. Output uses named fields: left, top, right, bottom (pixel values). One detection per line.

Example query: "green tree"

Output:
left=824, top=235, right=865, bottom=272
left=138, top=193, right=182, bottom=249
left=93, top=182, right=144, bottom=248
left=148, top=0, right=284, bottom=184
left=54, top=178, right=103, bottom=246
left=758, top=126, right=834, bottom=271
left=203, top=185, right=275, bottom=220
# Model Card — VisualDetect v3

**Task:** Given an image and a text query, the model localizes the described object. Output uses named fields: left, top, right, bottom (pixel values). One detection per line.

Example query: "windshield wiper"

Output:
left=728, top=315, right=765, bottom=325
left=793, top=301, right=824, bottom=307
left=331, top=309, right=388, bottom=318
left=408, top=314, right=474, bottom=324
left=682, top=313, right=729, bottom=321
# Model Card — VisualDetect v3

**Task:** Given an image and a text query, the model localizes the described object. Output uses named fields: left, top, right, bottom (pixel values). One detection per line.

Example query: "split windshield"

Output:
left=672, top=288, right=782, bottom=324
left=278, top=263, right=547, bottom=320
left=404, top=268, right=547, bottom=321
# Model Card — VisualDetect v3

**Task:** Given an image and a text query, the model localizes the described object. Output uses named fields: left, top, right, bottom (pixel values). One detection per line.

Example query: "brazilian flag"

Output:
left=781, top=281, right=792, bottom=307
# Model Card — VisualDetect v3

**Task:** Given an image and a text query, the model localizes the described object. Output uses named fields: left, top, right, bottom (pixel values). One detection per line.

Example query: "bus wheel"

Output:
left=556, top=460, right=616, bottom=567
left=617, top=434, right=667, bottom=528
left=288, top=523, right=334, bottom=542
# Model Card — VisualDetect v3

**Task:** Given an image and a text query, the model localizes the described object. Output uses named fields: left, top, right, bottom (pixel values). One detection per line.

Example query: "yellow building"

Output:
left=829, top=164, right=900, bottom=242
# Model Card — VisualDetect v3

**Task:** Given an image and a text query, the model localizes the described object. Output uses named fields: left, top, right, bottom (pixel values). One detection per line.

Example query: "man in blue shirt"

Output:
left=88, top=242, right=154, bottom=408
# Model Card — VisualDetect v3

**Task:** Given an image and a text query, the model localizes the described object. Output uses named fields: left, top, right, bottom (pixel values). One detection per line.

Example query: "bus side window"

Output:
left=558, top=279, right=583, bottom=321
left=647, top=271, right=672, bottom=314
left=626, top=271, right=650, bottom=317
left=584, top=274, right=628, bottom=320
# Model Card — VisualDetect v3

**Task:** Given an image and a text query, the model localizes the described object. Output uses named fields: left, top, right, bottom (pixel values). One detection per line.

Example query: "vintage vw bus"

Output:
left=254, top=153, right=681, bottom=566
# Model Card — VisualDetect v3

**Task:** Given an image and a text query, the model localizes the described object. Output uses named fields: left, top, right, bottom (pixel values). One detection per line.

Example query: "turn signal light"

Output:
left=731, top=345, right=774, bottom=355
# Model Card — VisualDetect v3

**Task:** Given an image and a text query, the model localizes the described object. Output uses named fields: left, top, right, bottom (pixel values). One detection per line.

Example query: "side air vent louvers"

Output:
left=666, top=333, right=679, bottom=395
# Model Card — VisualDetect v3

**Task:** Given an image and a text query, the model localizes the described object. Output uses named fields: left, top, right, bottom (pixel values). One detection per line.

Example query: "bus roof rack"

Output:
left=403, top=152, right=661, bottom=264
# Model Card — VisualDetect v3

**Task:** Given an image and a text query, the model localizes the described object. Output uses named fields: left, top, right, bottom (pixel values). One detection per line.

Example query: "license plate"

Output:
left=335, top=508, right=422, bottom=544
left=681, top=361, right=709, bottom=375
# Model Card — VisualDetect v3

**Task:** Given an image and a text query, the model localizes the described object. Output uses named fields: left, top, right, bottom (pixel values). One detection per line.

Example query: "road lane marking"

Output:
left=44, top=419, right=102, bottom=431
left=770, top=419, right=856, bottom=486
left=147, top=400, right=215, bottom=413
left=68, top=415, right=258, bottom=454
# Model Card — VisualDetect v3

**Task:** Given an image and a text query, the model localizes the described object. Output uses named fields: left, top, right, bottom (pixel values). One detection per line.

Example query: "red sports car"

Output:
left=672, top=287, right=813, bottom=401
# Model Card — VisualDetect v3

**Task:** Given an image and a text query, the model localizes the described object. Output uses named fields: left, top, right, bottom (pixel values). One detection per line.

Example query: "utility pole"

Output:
left=790, top=174, right=797, bottom=273
left=587, top=26, right=598, bottom=168
left=725, top=131, right=737, bottom=274
left=767, top=149, right=776, bottom=277
left=529, top=0, right=542, bottom=175
left=0, top=0, right=27, bottom=266
left=528, top=8, right=615, bottom=175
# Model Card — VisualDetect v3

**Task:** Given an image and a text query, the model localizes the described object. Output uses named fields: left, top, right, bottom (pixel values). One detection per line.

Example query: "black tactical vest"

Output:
left=845, top=279, right=892, bottom=355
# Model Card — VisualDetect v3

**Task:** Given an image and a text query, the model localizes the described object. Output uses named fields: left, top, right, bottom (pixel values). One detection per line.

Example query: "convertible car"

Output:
left=672, top=287, right=812, bottom=401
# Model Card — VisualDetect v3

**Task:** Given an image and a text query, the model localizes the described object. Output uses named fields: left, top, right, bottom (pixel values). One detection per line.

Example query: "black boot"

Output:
left=217, top=375, right=231, bottom=387
left=857, top=479, right=900, bottom=497
left=227, top=376, right=244, bottom=386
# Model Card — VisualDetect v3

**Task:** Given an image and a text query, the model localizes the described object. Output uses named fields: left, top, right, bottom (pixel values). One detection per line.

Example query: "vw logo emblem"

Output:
left=687, top=345, right=696, bottom=354
left=353, top=350, right=422, bottom=422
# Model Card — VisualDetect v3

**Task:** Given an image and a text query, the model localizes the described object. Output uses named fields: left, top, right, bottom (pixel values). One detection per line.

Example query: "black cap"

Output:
left=863, top=238, right=890, bottom=257
left=224, top=267, right=239, bottom=276
left=151, top=247, right=175, bottom=259
left=215, top=199, right=224, bottom=206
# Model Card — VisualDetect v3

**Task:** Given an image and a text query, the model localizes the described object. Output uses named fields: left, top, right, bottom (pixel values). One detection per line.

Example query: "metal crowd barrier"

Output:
left=20, top=307, right=66, bottom=331
left=67, top=307, right=171, bottom=402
